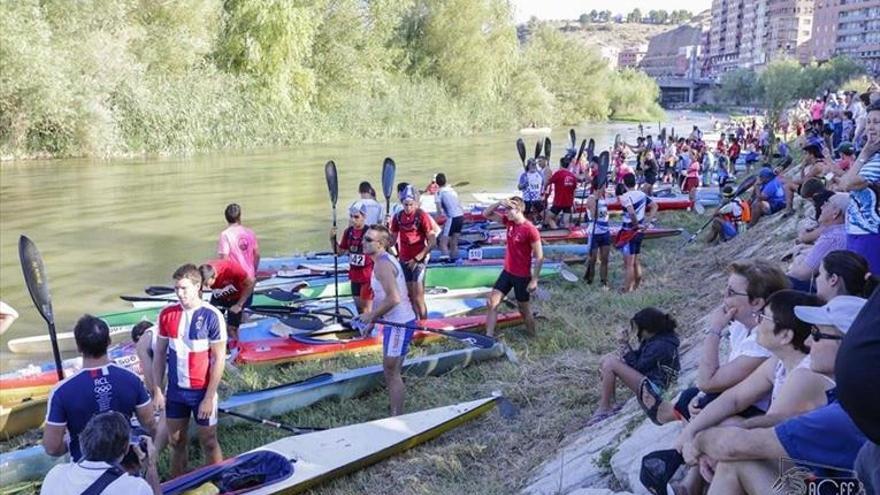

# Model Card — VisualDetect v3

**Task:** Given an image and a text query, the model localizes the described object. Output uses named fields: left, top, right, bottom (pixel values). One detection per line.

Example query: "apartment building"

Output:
left=813, top=0, right=880, bottom=75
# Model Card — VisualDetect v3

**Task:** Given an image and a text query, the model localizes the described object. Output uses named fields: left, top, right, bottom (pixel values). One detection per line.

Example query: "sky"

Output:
left=511, top=0, right=712, bottom=23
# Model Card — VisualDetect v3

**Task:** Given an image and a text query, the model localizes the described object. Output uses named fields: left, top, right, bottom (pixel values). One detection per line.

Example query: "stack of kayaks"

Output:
left=161, top=396, right=500, bottom=495
left=458, top=225, right=683, bottom=245
left=0, top=346, right=509, bottom=485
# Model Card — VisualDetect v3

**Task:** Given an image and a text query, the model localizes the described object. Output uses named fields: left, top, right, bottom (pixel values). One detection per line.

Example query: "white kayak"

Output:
left=161, top=396, right=499, bottom=494
left=519, top=127, right=552, bottom=135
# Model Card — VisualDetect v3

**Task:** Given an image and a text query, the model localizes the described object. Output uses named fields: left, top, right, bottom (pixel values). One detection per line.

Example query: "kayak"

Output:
left=0, top=346, right=508, bottom=484
left=236, top=312, right=523, bottom=366
left=470, top=226, right=683, bottom=245
left=0, top=399, right=45, bottom=439
left=519, top=127, right=552, bottom=134
left=7, top=263, right=535, bottom=355
left=161, top=396, right=499, bottom=494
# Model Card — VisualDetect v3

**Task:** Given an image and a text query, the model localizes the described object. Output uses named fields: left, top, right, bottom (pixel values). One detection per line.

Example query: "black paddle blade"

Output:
left=19, top=235, right=54, bottom=325
left=544, top=137, right=551, bottom=160
left=278, top=314, right=324, bottom=331
left=264, top=288, right=303, bottom=302
left=614, top=134, right=621, bottom=148
left=516, top=138, right=526, bottom=165
left=569, top=128, right=576, bottom=150
left=144, top=285, right=174, bottom=296
left=575, top=139, right=587, bottom=162
left=588, top=138, right=596, bottom=160
left=382, top=157, right=396, bottom=201
left=598, top=151, right=610, bottom=188
left=324, top=161, right=338, bottom=207
left=533, top=140, right=542, bottom=160
left=734, top=174, right=758, bottom=197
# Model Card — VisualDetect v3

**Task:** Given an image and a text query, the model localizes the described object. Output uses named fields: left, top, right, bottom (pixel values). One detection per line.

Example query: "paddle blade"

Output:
left=568, top=128, right=576, bottom=150
left=382, top=157, right=396, bottom=201
left=544, top=137, right=551, bottom=160
left=534, top=140, right=542, bottom=160
left=733, top=174, right=758, bottom=197
left=693, top=199, right=706, bottom=215
left=19, top=235, right=54, bottom=325
left=597, top=151, right=610, bottom=188
left=145, top=285, right=174, bottom=296
left=278, top=314, right=324, bottom=331
left=324, top=161, right=338, bottom=207
left=575, top=139, right=587, bottom=162
left=559, top=265, right=579, bottom=282
left=588, top=138, right=596, bottom=160
left=614, top=134, right=621, bottom=148
left=516, top=138, right=526, bottom=165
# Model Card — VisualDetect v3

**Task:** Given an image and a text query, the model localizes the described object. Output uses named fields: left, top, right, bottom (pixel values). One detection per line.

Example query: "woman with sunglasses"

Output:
left=330, top=202, right=373, bottom=314
left=587, top=307, right=680, bottom=426
left=815, top=249, right=879, bottom=303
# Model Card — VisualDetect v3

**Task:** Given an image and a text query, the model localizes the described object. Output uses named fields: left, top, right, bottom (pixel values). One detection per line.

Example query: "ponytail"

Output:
left=822, top=250, right=876, bottom=297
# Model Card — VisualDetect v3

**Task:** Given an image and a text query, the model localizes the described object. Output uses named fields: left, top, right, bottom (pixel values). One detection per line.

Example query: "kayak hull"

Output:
left=0, top=400, right=46, bottom=439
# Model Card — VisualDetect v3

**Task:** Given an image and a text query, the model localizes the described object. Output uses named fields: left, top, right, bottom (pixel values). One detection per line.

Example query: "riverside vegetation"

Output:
left=0, top=0, right=663, bottom=159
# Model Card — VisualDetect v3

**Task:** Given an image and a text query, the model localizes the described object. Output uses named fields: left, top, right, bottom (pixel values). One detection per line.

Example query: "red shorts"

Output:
left=682, top=177, right=699, bottom=193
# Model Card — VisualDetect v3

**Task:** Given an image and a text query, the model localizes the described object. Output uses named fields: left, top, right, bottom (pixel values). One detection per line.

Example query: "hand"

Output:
left=152, top=388, right=165, bottom=413
left=133, top=436, right=157, bottom=466
left=527, top=279, right=538, bottom=293
left=615, top=327, right=629, bottom=344
left=330, top=226, right=337, bottom=237
left=708, top=305, right=735, bottom=334
left=698, top=455, right=717, bottom=482
left=858, top=139, right=880, bottom=162
left=197, top=393, right=215, bottom=421
left=688, top=395, right=703, bottom=418
left=406, top=258, right=418, bottom=269
left=681, top=437, right=701, bottom=466
left=230, top=303, right=243, bottom=314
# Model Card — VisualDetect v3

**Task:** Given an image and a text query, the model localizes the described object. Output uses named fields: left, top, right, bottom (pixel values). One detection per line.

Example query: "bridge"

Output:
left=654, top=76, right=719, bottom=105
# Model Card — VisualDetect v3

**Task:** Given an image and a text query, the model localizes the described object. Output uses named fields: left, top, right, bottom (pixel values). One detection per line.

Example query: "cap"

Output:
left=802, top=136, right=824, bottom=151
left=401, top=185, right=417, bottom=202
left=836, top=142, right=855, bottom=155
left=794, top=295, right=867, bottom=334
left=349, top=201, right=367, bottom=216
left=759, top=167, right=775, bottom=180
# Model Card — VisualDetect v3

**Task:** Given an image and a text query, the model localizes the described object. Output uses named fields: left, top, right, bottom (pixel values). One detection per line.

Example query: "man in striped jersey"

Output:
left=617, top=173, right=658, bottom=293
left=153, top=264, right=227, bottom=477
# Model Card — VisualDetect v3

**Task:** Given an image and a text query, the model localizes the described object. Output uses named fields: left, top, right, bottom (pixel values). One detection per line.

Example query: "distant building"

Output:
left=618, top=46, right=647, bottom=68
left=812, top=0, right=880, bottom=75
left=704, top=0, right=746, bottom=77
left=765, top=0, right=814, bottom=63
left=639, top=13, right=710, bottom=79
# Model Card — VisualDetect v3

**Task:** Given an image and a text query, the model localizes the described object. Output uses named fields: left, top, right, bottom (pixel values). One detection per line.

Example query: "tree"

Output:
left=719, top=68, right=760, bottom=106
left=579, top=13, right=590, bottom=25
left=626, top=8, right=641, bottom=23
left=655, top=9, right=669, bottom=24
left=589, top=9, right=598, bottom=21
left=601, top=10, right=612, bottom=22
left=759, top=59, right=809, bottom=129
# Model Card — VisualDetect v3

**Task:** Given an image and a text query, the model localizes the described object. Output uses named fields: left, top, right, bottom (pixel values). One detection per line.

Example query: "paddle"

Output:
left=516, top=138, right=526, bottom=169
left=544, top=137, right=551, bottom=161
left=218, top=407, right=324, bottom=434
left=533, top=140, right=542, bottom=160
left=569, top=128, right=576, bottom=150
left=682, top=174, right=757, bottom=246
left=382, top=157, right=396, bottom=220
left=587, top=138, right=595, bottom=161
left=573, top=139, right=589, bottom=225
left=583, top=151, right=611, bottom=266
left=18, top=235, right=64, bottom=381
left=325, top=160, right=341, bottom=323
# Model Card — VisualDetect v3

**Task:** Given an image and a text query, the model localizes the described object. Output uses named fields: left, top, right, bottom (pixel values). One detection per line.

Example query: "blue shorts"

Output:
left=381, top=320, right=416, bottom=358
left=166, top=388, right=218, bottom=427
left=619, top=232, right=644, bottom=256
left=720, top=221, right=738, bottom=241
left=590, top=232, right=611, bottom=249
left=768, top=201, right=786, bottom=214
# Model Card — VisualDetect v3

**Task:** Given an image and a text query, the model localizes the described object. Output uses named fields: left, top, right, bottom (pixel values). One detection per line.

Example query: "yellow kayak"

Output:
left=0, top=384, right=52, bottom=406
left=0, top=399, right=46, bottom=439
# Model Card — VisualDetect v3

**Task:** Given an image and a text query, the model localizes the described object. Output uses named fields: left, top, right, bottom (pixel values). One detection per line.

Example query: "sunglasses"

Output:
left=811, top=326, right=843, bottom=342
left=725, top=286, right=749, bottom=298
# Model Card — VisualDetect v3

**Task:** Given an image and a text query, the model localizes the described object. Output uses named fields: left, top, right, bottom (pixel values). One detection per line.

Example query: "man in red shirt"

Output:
left=198, top=258, right=255, bottom=343
left=482, top=197, right=544, bottom=337
left=545, top=153, right=578, bottom=229
left=389, top=186, right=439, bottom=319
left=331, top=202, right=373, bottom=313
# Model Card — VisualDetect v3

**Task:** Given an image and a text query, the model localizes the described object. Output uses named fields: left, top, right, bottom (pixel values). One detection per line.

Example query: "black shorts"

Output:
left=493, top=270, right=531, bottom=302
left=644, top=169, right=657, bottom=185
left=550, top=205, right=572, bottom=215
left=401, top=260, right=427, bottom=283
left=210, top=293, right=253, bottom=328
left=524, top=200, right=544, bottom=215
left=590, top=232, right=611, bottom=249
left=673, top=386, right=765, bottom=421
left=442, top=216, right=464, bottom=237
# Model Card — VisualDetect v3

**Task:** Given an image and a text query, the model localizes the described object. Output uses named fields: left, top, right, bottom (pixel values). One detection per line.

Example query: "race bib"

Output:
left=468, top=248, right=483, bottom=261
left=350, top=253, right=366, bottom=267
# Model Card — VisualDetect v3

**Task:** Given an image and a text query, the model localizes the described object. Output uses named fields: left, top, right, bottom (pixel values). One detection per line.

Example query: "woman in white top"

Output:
left=353, top=224, right=417, bottom=416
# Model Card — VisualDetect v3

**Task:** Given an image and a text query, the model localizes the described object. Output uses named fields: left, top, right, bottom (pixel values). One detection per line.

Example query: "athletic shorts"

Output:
left=441, top=216, right=464, bottom=237
left=618, top=231, right=644, bottom=256
left=590, top=232, right=611, bottom=249
left=766, top=201, right=786, bottom=214
left=524, top=200, right=544, bottom=215
left=720, top=220, right=738, bottom=241
left=166, top=388, right=218, bottom=427
left=350, top=282, right=374, bottom=301
left=673, top=387, right=765, bottom=421
left=644, top=169, right=657, bottom=185
left=493, top=270, right=532, bottom=302
left=380, top=320, right=417, bottom=358
left=682, top=177, right=699, bottom=193
left=210, top=293, right=253, bottom=328
left=550, top=205, right=572, bottom=215
left=401, top=260, right=427, bottom=284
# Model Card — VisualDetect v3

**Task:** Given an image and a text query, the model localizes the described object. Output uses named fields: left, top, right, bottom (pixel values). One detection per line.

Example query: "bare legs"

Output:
left=383, top=355, right=406, bottom=415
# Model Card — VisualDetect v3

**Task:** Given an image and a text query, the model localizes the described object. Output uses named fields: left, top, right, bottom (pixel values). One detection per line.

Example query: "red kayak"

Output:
left=460, top=196, right=692, bottom=224
left=236, top=313, right=523, bottom=366
left=484, top=226, right=682, bottom=245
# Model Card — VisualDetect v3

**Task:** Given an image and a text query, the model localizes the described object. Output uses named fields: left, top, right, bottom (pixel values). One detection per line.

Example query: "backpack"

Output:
left=738, top=199, right=752, bottom=224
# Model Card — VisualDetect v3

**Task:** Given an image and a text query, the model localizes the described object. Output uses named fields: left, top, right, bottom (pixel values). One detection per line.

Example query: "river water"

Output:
left=0, top=111, right=715, bottom=364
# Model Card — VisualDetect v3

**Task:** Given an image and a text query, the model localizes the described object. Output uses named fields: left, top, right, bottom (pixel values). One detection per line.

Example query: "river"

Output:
left=0, top=111, right=716, bottom=366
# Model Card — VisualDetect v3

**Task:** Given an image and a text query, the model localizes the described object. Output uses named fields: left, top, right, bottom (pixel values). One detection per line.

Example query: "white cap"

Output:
left=794, top=295, right=867, bottom=334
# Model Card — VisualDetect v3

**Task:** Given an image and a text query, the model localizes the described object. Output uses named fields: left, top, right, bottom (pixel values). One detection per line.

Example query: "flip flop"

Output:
left=585, top=409, right=616, bottom=427
left=638, top=377, right=665, bottom=426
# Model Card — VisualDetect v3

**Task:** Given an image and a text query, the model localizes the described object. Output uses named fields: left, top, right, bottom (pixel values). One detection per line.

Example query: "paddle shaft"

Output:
left=682, top=174, right=757, bottom=246
left=19, top=236, right=64, bottom=381
left=219, top=408, right=323, bottom=434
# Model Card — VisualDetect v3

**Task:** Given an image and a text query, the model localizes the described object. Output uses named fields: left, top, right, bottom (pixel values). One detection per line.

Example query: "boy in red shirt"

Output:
left=390, top=186, right=439, bottom=319
left=331, top=202, right=373, bottom=313
left=545, top=153, right=579, bottom=229
left=482, top=197, right=544, bottom=337
left=198, top=258, right=255, bottom=343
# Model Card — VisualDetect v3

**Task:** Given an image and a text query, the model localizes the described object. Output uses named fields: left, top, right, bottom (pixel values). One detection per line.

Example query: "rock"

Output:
left=610, top=421, right=684, bottom=494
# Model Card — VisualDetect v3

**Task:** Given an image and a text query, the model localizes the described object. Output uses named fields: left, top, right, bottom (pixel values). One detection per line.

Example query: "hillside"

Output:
left=519, top=21, right=681, bottom=54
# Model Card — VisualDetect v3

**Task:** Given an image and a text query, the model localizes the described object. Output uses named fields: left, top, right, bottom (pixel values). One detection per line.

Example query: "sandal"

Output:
left=585, top=409, right=615, bottom=427
left=638, top=377, right=664, bottom=426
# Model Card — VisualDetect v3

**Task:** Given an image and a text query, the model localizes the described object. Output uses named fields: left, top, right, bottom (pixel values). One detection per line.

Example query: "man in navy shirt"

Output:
left=44, top=315, right=155, bottom=461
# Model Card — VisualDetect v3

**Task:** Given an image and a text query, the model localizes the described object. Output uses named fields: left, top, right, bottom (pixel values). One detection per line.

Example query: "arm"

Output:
left=416, top=213, right=439, bottom=261
left=152, top=337, right=168, bottom=408
left=364, top=259, right=400, bottom=320
left=529, top=238, right=544, bottom=291
left=691, top=426, right=785, bottom=463
left=135, top=334, right=155, bottom=393
left=330, top=228, right=340, bottom=255
left=839, top=142, right=878, bottom=190
left=198, top=341, right=226, bottom=420
left=646, top=200, right=659, bottom=224
left=482, top=201, right=506, bottom=223
left=134, top=402, right=156, bottom=438
left=253, top=239, right=260, bottom=273
left=232, top=275, right=255, bottom=312
left=42, top=424, right=67, bottom=456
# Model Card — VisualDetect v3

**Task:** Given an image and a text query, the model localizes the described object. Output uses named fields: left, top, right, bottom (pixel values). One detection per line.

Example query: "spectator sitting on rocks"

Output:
left=587, top=307, right=680, bottom=426
left=786, top=193, right=849, bottom=292
left=815, top=250, right=879, bottom=303
left=794, top=178, right=834, bottom=245
left=749, top=167, right=786, bottom=227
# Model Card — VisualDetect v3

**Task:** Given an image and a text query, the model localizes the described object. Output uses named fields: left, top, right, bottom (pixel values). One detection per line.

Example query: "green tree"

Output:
left=589, top=9, right=598, bottom=21
left=579, top=13, right=590, bottom=25
left=626, top=8, right=641, bottom=23
left=719, top=68, right=760, bottom=105
left=759, top=59, right=809, bottom=128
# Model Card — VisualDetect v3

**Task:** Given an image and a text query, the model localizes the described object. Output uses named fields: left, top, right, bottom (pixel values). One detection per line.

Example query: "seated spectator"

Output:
left=839, top=102, right=880, bottom=273
left=835, top=142, right=856, bottom=173
left=41, top=411, right=160, bottom=495
left=674, top=295, right=867, bottom=495
left=786, top=193, right=848, bottom=291
left=795, top=178, right=833, bottom=244
left=705, top=186, right=750, bottom=244
left=749, top=168, right=786, bottom=227
left=588, top=308, right=680, bottom=425
left=782, top=138, right=827, bottom=218
left=637, top=260, right=789, bottom=426
left=815, top=250, right=879, bottom=303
